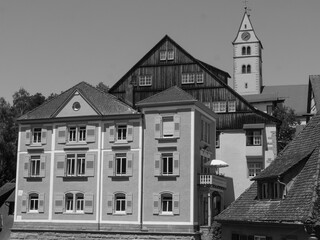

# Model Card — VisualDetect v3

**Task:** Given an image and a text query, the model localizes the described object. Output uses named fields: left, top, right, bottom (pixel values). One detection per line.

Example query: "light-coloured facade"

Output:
left=12, top=83, right=224, bottom=239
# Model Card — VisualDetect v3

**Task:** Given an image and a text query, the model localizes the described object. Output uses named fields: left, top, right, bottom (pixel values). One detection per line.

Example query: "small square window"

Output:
left=196, top=73, right=204, bottom=83
left=228, top=101, right=236, bottom=112
left=139, top=75, right=152, bottom=86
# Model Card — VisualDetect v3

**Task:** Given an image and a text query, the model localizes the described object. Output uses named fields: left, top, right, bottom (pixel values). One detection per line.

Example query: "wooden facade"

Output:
left=109, top=35, right=279, bottom=131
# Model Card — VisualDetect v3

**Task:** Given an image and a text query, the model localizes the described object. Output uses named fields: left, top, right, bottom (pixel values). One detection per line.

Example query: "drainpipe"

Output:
left=140, top=114, right=145, bottom=231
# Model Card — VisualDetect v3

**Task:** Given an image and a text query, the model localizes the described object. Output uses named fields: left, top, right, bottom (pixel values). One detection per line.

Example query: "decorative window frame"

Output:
left=23, top=154, right=46, bottom=179
left=105, top=152, right=133, bottom=177
left=153, top=192, right=179, bottom=215
left=154, top=114, right=180, bottom=139
left=154, top=152, right=179, bottom=177
left=21, top=192, right=45, bottom=214
left=25, top=126, right=47, bottom=146
left=106, top=192, right=133, bottom=215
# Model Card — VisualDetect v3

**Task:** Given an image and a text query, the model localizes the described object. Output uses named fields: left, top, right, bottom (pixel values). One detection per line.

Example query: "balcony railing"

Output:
left=199, top=174, right=227, bottom=189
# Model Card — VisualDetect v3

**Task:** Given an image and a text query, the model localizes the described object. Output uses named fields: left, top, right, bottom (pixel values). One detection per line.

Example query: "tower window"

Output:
left=247, top=65, right=251, bottom=73
left=247, top=46, right=251, bottom=55
left=245, top=83, right=248, bottom=89
left=242, top=47, right=246, bottom=55
left=242, top=65, right=246, bottom=74
left=244, top=24, right=247, bottom=29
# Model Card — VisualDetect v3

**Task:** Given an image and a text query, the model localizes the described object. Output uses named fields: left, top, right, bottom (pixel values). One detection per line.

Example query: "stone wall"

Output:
left=10, top=230, right=201, bottom=240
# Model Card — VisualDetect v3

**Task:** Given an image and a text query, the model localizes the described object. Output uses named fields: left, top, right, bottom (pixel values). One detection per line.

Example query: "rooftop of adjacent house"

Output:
left=243, top=93, right=285, bottom=104
left=261, top=84, right=308, bottom=116
left=216, top=113, right=320, bottom=225
left=18, top=81, right=137, bottom=120
left=309, top=75, right=320, bottom=111
left=0, top=183, right=15, bottom=198
left=136, top=85, right=198, bottom=106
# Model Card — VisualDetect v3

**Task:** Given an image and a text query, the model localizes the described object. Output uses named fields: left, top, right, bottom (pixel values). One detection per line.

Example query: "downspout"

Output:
left=140, top=112, right=145, bottom=231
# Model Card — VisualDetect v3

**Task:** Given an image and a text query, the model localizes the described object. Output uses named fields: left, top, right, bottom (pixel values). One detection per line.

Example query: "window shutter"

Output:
left=54, top=193, right=64, bottom=213
left=56, top=154, right=66, bottom=177
left=106, top=193, right=113, bottom=214
left=154, top=116, right=162, bottom=139
left=84, top=193, right=94, bottom=213
left=106, top=153, right=115, bottom=176
left=38, top=193, right=45, bottom=213
left=41, top=127, right=47, bottom=145
left=127, top=124, right=133, bottom=142
left=154, top=153, right=161, bottom=176
left=57, top=126, right=67, bottom=144
left=173, top=193, right=180, bottom=215
left=25, top=129, right=31, bottom=145
left=174, top=115, right=180, bottom=138
left=39, top=155, right=46, bottom=178
left=85, top=153, right=95, bottom=177
left=153, top=193, right=159, bottom=215
left=109, top=125, right=115, bottom=142
left=173, top=152, right=180, bottom=176
left=126, top=152, right=133, bottom=176
left=21, top=194, right=28, bottom=213
left=23, top=156, right=30, bottom=178
left=126, top=193, right=133, bottom=214
left=86, top=125, right=96, bottom=143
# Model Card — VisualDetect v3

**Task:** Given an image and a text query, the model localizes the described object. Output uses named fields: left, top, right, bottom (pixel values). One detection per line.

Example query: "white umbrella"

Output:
left=204, top=159, right=229, bottom=168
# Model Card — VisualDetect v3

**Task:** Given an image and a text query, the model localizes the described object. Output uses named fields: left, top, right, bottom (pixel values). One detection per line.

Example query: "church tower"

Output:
left=233, top=8, right=263, bottom=95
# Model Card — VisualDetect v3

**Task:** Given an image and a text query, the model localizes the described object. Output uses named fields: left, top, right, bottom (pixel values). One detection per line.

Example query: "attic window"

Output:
left=72, top=102, right=81, bottom=111
left=259, top=181, right=283, bottom=200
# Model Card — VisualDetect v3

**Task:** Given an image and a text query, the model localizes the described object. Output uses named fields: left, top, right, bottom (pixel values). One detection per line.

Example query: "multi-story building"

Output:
left=12, top=82, right=223, bottom=239
left=109, top=34, right=280, bottom=202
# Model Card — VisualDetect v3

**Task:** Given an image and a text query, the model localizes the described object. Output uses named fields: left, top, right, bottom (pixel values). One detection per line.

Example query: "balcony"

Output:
left=199, top=174, right=227, bottom=189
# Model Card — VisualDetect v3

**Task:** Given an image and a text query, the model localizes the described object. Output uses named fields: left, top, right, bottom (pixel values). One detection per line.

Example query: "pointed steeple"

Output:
left=232, top=9, right=263, bottom=95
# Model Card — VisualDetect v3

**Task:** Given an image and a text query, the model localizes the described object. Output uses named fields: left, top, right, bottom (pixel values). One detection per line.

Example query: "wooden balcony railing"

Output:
left=199, top=174, right=227, bottom=189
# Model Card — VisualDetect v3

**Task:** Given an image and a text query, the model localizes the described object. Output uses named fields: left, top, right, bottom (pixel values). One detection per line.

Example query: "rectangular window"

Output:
left=162, top=153, right=173, bottom=175
left=201, top=119, right=211, bottom=144
left=66, top=194, right=74, bottom=212
left=161, top=195, right=173, bottom=214
left=115, top=194, right=126, bottom=213
left=162, top=116, right=174, bottom=138
left=262, top=183, right=268, bottom=199
left=78, top=126, right=86, bottom=141
left=116, top=153, right=127, bottom=176
left=69, top=127, right=77, bottom=142
left=30, top=156, right=41, bottom=177
left=117, top=125, right=127, bottom=141
left=248, top=162, right=262, bottom=177
left=33, top=128, right=42, bottom=143
left=228, top=101, right=236, bottom=112
left=139, top=75, right=152, bottom=86
left=29, top=195, right=39, bottom=212
left=216, top=131, right=220, bottom=148
left=160, top=51, right=167, bottom=61
left=246, top=130, right=262, bottom=146
left=76, top=194, right=84, bottom=212
left=167, top=50, right=174, bottom=60
left=77, top=154, right=86, bottom=176
left=181, top=73, right=195, bottom=84
left=212, top=102, right=227, bottom=113
left=196, top=73, right=204, bottom=83
left=66, top=154, right=76, bottom=176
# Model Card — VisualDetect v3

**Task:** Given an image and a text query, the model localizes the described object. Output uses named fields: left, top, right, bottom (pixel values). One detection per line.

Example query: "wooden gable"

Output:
left=109, top=35, right=279, bottom=130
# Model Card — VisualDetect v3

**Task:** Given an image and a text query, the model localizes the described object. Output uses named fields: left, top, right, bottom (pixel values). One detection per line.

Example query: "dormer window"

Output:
left=259, top=181, right=283, bottom=200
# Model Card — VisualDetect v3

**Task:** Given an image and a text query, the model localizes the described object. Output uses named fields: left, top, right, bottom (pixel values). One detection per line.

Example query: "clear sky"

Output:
left=0, top=0, right=319, bottom=102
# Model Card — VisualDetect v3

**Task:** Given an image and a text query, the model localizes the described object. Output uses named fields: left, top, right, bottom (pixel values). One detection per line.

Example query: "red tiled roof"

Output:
left=216, top=113, right=320, bottom=224
left=18, top=82, right=137, bottom=120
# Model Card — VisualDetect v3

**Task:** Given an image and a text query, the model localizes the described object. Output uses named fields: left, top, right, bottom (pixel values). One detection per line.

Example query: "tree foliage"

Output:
left=273, top=106, right=300, bottom=152
left=0, top=89, right=52, bottom=187
left=96, top=82, right=109, bottom=94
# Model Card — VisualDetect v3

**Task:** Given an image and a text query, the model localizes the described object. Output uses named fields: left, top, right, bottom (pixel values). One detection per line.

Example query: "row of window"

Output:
left=259, top=181, right=283, bottom=200
left=204, top=101, right=236, bottom=113
left=26, top=124, right=136, bottom=147
left=22, top=192, right=180, bottom=216
left=138, top=72, right=204, bottom=87
left=242, top=46, right=251, bottom=55
left=159, top=50, right=175, bottom=61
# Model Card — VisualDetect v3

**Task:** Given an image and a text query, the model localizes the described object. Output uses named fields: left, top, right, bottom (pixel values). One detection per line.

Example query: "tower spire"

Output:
left=243, top=0, right=251, bottom=16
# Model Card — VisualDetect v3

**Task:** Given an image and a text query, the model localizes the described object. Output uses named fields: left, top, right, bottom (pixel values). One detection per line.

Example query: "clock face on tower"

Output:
left=241, top=31, right=251, bottom=41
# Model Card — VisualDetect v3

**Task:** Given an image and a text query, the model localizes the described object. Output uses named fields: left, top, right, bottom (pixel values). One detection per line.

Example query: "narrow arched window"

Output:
left=247, top=65, right=251, bottom=73
left=242, top=65, right=246, bottom=74
left=247, top=46, right=251, bottom=55
left=115, top=193, right=126, bottom=213
left=161, top=193, right=173, bottom=214
left=242, top=46, right=246, bottom=55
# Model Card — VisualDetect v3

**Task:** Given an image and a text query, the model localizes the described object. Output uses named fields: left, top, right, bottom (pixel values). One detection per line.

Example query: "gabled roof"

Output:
left=261, top=84, right=308, bottom=116
left=216, top=113, right=320, bottom=224
left=18, top=82, right=137, bottom=120
left=109, top=35, right=280, bottom=126
left=0, top=182, right=15, bottom=198
left=136, top=86, right=197, bottom=106
left=109, top=35, right=231, bottom=93
left=243, top=93, right=285, bottom=104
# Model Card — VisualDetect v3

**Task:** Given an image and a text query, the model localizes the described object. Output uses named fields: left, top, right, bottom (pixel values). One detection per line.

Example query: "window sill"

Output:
left=27, top=145, right=44, bottom=150
left=156, top=175, right=178, bottom=180
left=159, top=212, right=174, bottom=216
left=63, top=212, right=85, bottom=215
left=110, top=175, right=130, bottom=181
left=113, top=212, right=127, bottom=216
left=62, top=176, right=88, bottom=181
